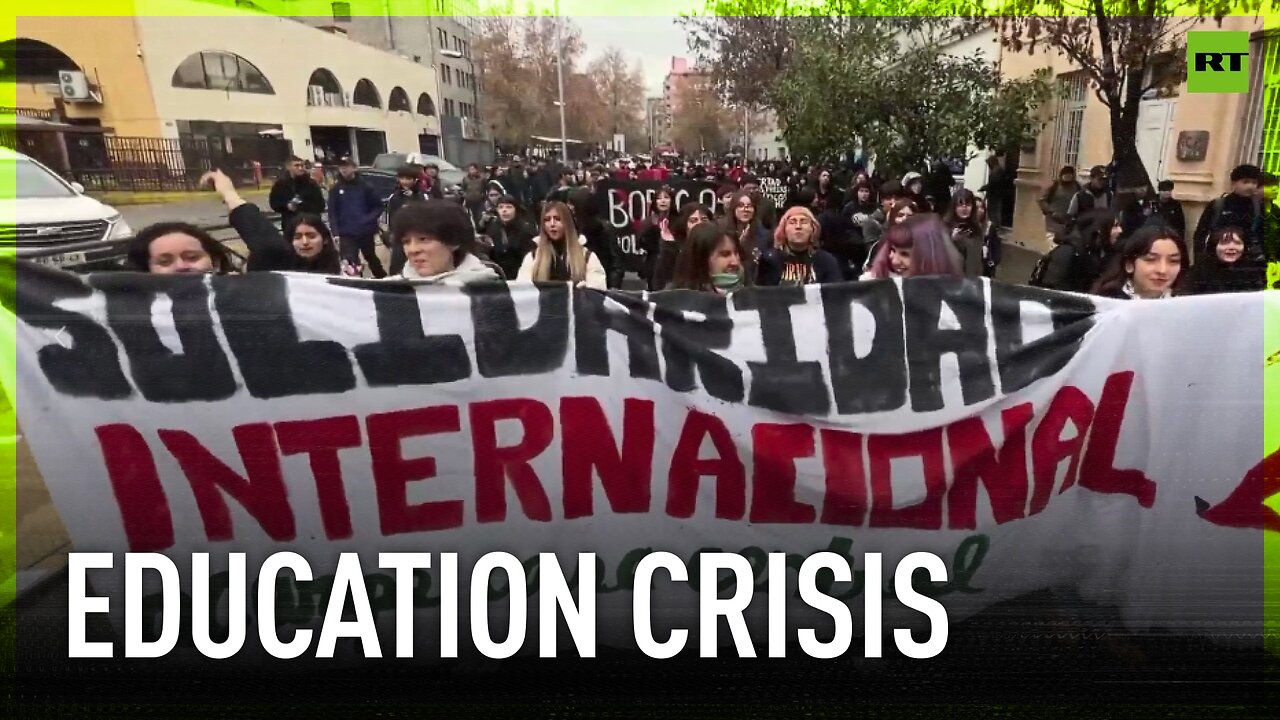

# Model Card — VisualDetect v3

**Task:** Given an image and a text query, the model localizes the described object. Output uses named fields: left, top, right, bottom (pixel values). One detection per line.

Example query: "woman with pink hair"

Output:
left=757, top=205, right=843, bottom=286
left=860, top=214, right=964, bottom=281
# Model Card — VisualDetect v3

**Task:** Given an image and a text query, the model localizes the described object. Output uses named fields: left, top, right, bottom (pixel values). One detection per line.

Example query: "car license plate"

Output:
left=32, top=251, right=88, bottom=268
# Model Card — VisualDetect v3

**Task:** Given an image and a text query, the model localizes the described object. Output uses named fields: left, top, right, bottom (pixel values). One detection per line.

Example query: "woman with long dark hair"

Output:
left=722, top=188, right=769, bottom=281
left=640, top=186, right=676, bottom=291
left=129, top=169, right=339, bottom=275
left=943, top=188, right=985, bottom=277
left=653, top=202, right=711, bottom=292
left=861, top=214, right=963, bottom=281
left=671, top=223, right=747, bottom=295
left=1091, top=224, right=1188, bottom=299
left=1189, top=226, right=1265, bottom=294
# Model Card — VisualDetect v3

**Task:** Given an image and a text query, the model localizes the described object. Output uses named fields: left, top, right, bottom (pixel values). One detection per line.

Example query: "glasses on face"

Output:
left=785, top=218, right=812, bottom=227
left=737, top=202, right=754, bottom=210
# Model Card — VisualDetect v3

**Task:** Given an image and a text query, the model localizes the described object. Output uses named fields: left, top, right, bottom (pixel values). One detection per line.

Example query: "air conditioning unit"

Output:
left=341, top=91, right=352, bottom=107
left=308, top=85, right=325, bottom=106
left=59, top=70, right=90, bottom=101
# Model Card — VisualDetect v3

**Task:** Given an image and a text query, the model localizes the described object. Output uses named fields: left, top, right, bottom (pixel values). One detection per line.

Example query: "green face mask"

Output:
left=712, top=271, right=743, bottom=290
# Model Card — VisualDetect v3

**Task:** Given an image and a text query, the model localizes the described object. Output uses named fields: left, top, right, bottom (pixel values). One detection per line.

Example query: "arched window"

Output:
left=0, top=38, right=79, bottom=83
left=171, top=51, right=274, bottom=94
left=416, top=93, right=436, bottom=117
left=388, top=87, right=411, bottom=112
left=352, top=79, right=381, bottom=108
left=306, top=68, right=343, bottom=105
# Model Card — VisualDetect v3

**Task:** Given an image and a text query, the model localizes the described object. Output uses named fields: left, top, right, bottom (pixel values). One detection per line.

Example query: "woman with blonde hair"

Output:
left=516, top=200, right=607, bottom=289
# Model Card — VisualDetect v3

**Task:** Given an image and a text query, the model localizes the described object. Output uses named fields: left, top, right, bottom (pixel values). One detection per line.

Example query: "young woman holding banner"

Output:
left=671, top=222, right=747, bottom=295
left=516, top=200, right=607, bottom=289
left=1092, top=225, right=1188, bottom=299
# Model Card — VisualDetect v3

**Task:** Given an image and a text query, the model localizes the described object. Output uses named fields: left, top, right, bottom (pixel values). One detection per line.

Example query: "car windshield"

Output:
left=371, top=154, right=406, bottom=171
left=12, top=158, right=76, bottom=199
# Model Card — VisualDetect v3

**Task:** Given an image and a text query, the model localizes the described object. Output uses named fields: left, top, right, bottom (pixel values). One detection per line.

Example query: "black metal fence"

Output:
left=62, top=135, right=293, bottom=192
left=1, top=129, right=295, bottom=192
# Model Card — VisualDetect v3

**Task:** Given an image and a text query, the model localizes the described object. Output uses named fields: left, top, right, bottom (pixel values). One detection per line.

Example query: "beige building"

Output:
left=6, top=0, right=442, bottom=172
left=1005, top=16, right=1268, bottom=253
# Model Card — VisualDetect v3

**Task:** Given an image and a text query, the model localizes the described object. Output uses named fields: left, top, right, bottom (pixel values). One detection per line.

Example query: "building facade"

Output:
left=645, top=96, right=663, bottom=151
left=6, top=1, right=444, bottom=175
left=261, top=0, right=492, bottom=165
left=661, top=57, right=709, bottom=136
left=1003, top=16, right=1266, bottom=253
left=747, top=107, right=788, bottom=162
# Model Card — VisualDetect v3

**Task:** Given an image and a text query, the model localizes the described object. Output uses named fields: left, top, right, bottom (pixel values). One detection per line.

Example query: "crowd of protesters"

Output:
left=121, top=147, right=1275, bottom=302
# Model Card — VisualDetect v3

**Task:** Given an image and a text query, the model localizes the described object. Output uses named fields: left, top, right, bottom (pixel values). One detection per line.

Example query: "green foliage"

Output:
left=765, top=15, right=1053, bottom=175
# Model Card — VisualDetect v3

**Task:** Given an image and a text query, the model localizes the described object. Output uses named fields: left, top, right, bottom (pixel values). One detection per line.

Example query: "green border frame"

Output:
left=0, top=0, right=1276, bottom=713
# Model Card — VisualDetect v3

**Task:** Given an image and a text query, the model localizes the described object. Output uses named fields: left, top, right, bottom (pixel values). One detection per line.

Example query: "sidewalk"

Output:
left=116, top=190, right=272, bottom=231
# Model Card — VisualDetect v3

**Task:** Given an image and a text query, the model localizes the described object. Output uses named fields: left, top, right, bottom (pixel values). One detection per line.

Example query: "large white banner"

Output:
left=6, top=262, right=1278, bottom=657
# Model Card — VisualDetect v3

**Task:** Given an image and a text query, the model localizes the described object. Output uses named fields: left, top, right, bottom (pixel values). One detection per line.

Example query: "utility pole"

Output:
left=555, top=0, right=568, bottom=163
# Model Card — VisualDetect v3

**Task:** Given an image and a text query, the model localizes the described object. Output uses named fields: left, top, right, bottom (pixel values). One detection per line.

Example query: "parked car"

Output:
left=3, top=148, right=134, bottom=271
left=368, top=152, right=466, bottom=188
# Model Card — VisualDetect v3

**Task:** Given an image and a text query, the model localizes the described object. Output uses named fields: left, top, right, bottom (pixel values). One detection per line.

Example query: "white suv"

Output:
left=2, top=148, right=134, bottom=270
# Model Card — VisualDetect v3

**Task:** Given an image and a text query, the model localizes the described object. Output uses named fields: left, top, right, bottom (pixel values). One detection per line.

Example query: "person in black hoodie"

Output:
left=480, top=194, right=537, bottom=281
left=1193, top=163, right=1264, bottom=265
left=840, top=179, right=879, bottom=276
left=568, top=187, right=620, bottom=288
left=1151, top=179, right=1186, bottom=238
left=385, top=165, right=427, bottom=277
left=269, top=156, right=326, bottom=232
left=1189, top=226, right=1265, bottom=294
left=1033, top=211, right=1122, bottom=292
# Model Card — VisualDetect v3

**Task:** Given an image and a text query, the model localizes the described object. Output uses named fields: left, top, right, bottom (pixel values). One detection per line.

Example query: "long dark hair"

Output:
left=1091, top=224, right=1189, bottom=297
left=724, top=188, right=760, bottom=237
left=944, top=188, right=981, bottom=237
left=128, top=222, right=235, bottom=274
left=648, top=186, right=675, bottom=220
left=673, top=202, right=712, bottom=243
left=284, top=213, right=342, bottom=274
left=672, top=222, right=747, bottom=292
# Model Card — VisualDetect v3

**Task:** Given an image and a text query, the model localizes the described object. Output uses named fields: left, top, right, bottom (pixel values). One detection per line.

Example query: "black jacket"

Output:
left=1190, top=258, right=1266, bottom=295
left=268, top=174, right=326, bottom=230
left=482, top=216, right=537, bottom=281
left=1193, top=192, right=1263, bottom=263
left=757, top=246, right=843, bottom=286
left=386, top=186, right=424, bottom=221
left=228, top=202, right=340, bottom=274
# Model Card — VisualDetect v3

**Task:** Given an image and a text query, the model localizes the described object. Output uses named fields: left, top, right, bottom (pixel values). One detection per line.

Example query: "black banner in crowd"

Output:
left=593, top=179, right=720, bottom=273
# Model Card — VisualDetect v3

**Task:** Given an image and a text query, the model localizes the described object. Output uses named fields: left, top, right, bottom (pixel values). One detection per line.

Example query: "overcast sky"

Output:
left=572, top=16, right=693, bottom=96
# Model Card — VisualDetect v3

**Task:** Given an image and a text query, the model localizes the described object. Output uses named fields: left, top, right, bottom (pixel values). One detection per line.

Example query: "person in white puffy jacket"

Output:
left=515, top=200, right=607, bottom=289
left=388, top=199, right=500, bottom=285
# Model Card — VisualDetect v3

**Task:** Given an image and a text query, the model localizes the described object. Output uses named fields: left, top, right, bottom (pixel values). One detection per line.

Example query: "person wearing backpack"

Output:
left=1065, top=165, right=1113, bottom=238
left=1193, top=164, right=1264, bottom=265
left=1030, top=211, right=1119, bottom=292
left=1038, top=166, right=1081, bottom=242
